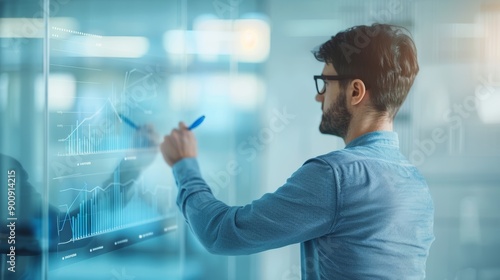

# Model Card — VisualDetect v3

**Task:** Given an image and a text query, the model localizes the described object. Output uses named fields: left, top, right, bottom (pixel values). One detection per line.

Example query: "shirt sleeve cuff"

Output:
left=172, top=157, right=202, bottom=186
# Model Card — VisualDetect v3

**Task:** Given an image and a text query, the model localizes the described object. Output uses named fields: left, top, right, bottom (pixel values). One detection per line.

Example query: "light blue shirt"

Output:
left=172, top=131, right=435, bottom=279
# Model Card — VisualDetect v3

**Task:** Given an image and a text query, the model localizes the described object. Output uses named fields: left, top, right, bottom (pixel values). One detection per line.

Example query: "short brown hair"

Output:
left=313, top=24, right=419, bottom=118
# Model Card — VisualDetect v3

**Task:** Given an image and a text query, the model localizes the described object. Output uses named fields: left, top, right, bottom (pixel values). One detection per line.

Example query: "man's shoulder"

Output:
left=313, top=148, right=364, bottom=167
left=311, top=146, right=407, bottom=172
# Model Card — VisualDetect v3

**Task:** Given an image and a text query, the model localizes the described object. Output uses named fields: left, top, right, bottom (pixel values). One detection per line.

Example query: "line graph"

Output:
left=47, top=65, right=171, bottom=267
left=59, top=98, right=121, bottom=142
left=56, top=170, right=173, bottom=244
left=56, top=97, right=149, bottom=156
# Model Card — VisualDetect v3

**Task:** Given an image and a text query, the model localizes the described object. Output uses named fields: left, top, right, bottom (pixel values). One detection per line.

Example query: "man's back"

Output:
left=302, top=131, right=435, bottom=279
left=161, top=23, right=433, bottom=279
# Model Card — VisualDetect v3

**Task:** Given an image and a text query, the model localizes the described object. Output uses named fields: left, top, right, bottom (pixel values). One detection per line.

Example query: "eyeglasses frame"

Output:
left=313, top=75, right=359, bottom=95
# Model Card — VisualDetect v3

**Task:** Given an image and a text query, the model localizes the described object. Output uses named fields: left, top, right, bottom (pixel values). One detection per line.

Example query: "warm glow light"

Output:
left=233, top=19, right=270, bottom=62
left=163, top=16, right=270, bottom=63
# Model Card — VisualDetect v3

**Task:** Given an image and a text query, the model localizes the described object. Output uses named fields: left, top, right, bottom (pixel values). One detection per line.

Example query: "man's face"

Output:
left=315, top=63, right=352, bottom=138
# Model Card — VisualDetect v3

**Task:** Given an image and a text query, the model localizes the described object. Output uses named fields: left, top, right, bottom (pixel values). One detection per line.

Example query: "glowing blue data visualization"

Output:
left=56, top=99, right=150, bottom=156
left=58, top=180, right=161, bottom=242
left=47, top=67, right=176, bottom=268
left=51, top=159, right=177, bottom=268
left=57, top=167, right=174, bottom=244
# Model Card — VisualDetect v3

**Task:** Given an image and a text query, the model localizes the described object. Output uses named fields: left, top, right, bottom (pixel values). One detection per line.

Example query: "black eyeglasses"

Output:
left=313, top=75, right=358, bottom=95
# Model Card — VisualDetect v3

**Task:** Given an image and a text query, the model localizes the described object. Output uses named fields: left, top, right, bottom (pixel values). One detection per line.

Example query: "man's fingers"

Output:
left=160, top=120, right=198, bottom=167
left=170, top=128, right=180, bottom=137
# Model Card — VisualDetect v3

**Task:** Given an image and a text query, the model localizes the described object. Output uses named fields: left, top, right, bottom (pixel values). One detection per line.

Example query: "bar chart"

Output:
left=57, top=168, right=170, bottom=245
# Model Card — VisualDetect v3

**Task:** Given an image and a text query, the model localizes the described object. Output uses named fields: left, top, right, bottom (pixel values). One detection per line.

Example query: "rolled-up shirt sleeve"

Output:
left=172, top=157, right=338, bottom=255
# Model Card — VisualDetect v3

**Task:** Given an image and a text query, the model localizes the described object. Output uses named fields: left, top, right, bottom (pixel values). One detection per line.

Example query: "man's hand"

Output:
left=160, top=122, right=198, bottom=167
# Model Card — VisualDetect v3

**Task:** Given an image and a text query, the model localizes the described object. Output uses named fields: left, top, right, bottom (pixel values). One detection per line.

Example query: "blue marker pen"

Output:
left=188, top=115, right=205, bottom=130
left=118, top=113, right=140, bottom=130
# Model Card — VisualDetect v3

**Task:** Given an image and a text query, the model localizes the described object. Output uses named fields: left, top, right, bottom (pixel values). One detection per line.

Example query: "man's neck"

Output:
left=343, top=115, right=393, bottom=145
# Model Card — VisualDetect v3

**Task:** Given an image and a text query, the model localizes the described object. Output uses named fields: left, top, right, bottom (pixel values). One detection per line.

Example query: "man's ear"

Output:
left=349, top=79, right=367, bottom=106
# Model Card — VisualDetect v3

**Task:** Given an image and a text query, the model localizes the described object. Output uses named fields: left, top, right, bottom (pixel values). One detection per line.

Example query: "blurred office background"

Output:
left=1, top=0, right=500, bottom=279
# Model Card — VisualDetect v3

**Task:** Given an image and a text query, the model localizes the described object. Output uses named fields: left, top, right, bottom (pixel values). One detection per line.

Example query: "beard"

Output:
left=319, top=89, right=352, bottom=138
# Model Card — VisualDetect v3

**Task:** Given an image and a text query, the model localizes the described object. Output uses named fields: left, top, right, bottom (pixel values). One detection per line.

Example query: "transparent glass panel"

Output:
left=2, top=0, right=500, bottom=279
left=46, top=1, right=182, bottom=279
left=44, top=0, right=266, bottom=279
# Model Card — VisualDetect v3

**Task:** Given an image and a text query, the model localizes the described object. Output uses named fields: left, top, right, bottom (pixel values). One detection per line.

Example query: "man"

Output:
left=160, top=24, right=435, bottom=279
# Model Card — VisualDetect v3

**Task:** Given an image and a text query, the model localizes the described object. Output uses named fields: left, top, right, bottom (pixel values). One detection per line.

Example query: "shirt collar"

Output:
left=345, top=131, right=399, bottom=149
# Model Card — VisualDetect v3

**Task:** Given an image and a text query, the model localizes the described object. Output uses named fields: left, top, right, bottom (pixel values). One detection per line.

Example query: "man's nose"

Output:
left=315, top=93, right=323, bottom=102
